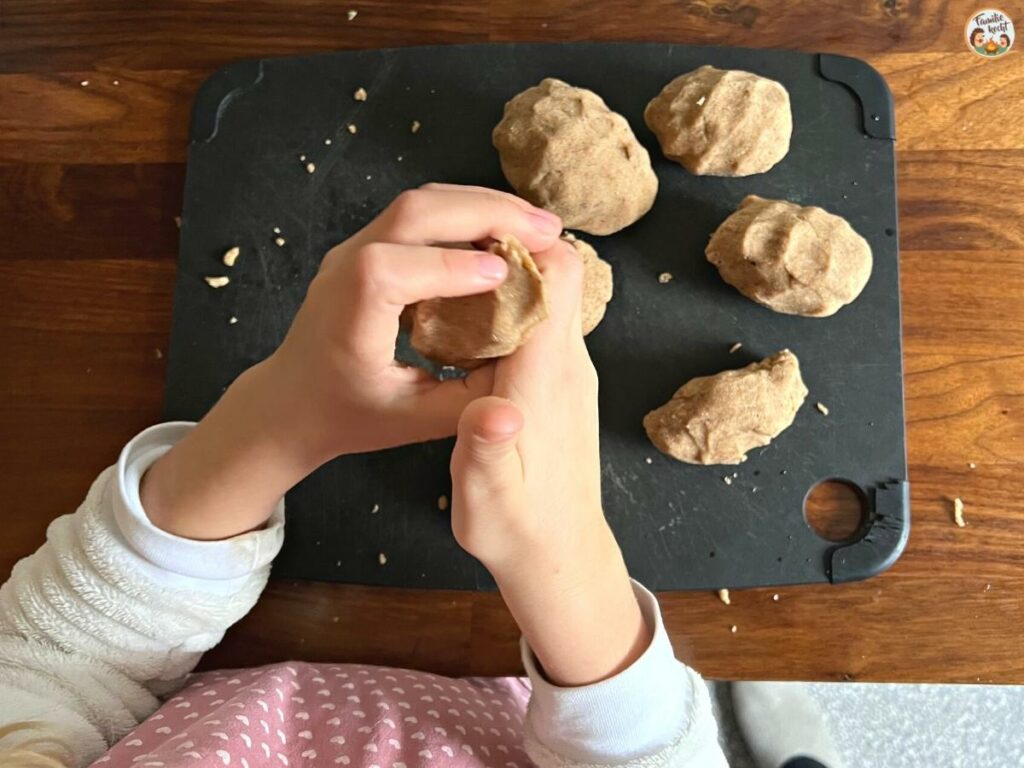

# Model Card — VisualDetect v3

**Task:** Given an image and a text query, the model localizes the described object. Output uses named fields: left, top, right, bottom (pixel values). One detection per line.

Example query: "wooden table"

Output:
left=2, top=1, right=1022, bottom=684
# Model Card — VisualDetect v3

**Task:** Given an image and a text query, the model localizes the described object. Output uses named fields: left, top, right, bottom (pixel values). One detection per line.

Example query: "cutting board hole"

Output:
left=804, top=479, right=867, bottom=542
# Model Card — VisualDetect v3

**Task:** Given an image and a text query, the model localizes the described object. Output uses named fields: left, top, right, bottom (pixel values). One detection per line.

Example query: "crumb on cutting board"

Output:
left=411, top=120, right=422, bottom=133
left=155, top=348, right=163, bottom=359
left=229, top=316, right=238, bottom=325
left=222, top=246, right=240, bottom=267
left=305, top=162, right=316, bottom=174
left=174, top=216, right=182, bottom=229
left=729, top=342, right=743, bottom=354
left=723, top=476, right=733, bottom=485
left=275, top=237, right=286, bottom=247
left=645, top=457, right=653, bottom=465
left=717, top=588, right=731, bottom=606
left=353, top=87, right=367, bottom=102
left=204, top=276, right=230, bottom=288
left=658, top=272, right=673, bottom=284
left=815, top=402, right=830, bottom=416
left=273, top=226, right=281, bottom=234
left=347, top=123, right=358, bottom=134
left=953, top=497, right=966, bottom=527
left=371, top=503, right=380, bottom=514
left=378, top=552, right=387, bottom=565
left=437, top=494, right=449, bottom=511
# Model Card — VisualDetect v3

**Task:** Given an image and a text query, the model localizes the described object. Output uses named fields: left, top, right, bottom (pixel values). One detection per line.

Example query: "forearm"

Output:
left=493, top=524, right=650, bottom=687
left=141, top=355, right=324, bottom=540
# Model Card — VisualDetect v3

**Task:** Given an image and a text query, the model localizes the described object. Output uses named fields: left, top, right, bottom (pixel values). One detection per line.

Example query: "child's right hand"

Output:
left=450, top=243, right=652, bottom=687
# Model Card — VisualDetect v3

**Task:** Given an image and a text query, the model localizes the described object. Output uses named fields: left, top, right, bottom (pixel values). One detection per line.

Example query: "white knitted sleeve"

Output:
left=0, top=423, right=284, bottom=767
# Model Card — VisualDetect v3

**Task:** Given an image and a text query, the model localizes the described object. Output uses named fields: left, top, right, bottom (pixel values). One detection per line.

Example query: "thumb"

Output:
left=450, top=397, right=525, bottom=556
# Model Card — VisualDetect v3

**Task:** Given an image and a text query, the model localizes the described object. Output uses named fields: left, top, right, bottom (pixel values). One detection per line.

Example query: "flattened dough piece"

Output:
left=409, top=235, right=548, bottom=368
left=706, top=195, right=873, bottom=317
left=493, top=78, right=658, bottom=235
left=643, top=350, right=808, bottom=465
left=644, top=65, right=791, bottom=177
left=564, top=233, right=613, bottom=335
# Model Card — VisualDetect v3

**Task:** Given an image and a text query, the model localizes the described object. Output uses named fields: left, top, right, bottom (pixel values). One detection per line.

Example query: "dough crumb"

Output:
left=658, top=272, right=673, bottom=284
left=299, top=154, right=306, bottom=161
left=113, top=80, right=120, bottom=86
left=816, top=402, right=830, bottom=416
left=325, top=138, right=332, bottom=145
left=717, top=588, right=731, bottom=605
left=953, top=497, right=966, bottom=527
left=80, top=80, right=89, bottom=87
left=174, top=216, right=182, bottom=229
left=204, top=276, right=230, bottom=288
left=411, top=120, right=422, bottom=133
left=154, top=348, right=163, bottom=359
left=347, top=123, right=358, bottom=134
left=332, top=616, right=340, bottom=622
left=273, top=226, right=281, bottom=234
left=371, top=503, right=380, bottom=514
left=969, top=462, right=977, bottom=469
left=645, top=457, right=653, bottom=465
left=437, top=494, right=449, bottom=511
left=772, top=593, right=780, bottom=602
left=222, top=246, right=240, bottom=267
left=347, top=9, right=357, bottom=20
left=229, top=316, right=238, bottom=325
left=306, top=162, right=316, bottom=174
left=275, top=237, right=286, bottom=247
left=723, top=476, right=733, bottom=485
left=696, top=95, right=706, bottom=106
left=397, top=155, right=403, bottom=162
left=354, top=87, right=367, bottom=102
left=729, top=342, right=743, bottom=354
left=730, top=625, right=738, bottom=634
left=378, top=552, right=387, bottom=565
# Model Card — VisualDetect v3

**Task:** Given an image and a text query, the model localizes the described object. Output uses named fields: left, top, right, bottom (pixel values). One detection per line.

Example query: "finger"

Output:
left=391, top=364, right=497, bottom=443
left=344, top=243, right=508, bottom=363
left=357, top=187, right=563, bottom=253
left=418, top=183, right=535, bottom=210
left=451, top=396, right=525, bottom=500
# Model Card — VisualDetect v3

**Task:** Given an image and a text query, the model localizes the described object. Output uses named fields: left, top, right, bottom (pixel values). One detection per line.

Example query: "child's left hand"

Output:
left=142, top=184, right=564, bottom=540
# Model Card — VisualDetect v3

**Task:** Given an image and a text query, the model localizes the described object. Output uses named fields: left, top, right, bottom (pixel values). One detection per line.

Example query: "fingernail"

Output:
left=528, top=208, right=562, bottom=235
left=476, top=252, right=508, bottom=280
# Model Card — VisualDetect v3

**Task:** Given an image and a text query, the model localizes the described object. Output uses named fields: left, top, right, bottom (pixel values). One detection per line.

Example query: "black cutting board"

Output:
left=166, top=43, right=909, bottom=591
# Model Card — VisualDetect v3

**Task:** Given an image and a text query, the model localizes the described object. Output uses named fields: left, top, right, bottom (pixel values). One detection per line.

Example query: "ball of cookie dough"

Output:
left=706, top=195, right=873, bottom=317
left=563, top=233, right=613, bottom=335
left=492, top=78, right=658, bottom=235
left=644, top=65, right=792, bottom=177
left=644, top=350, right=808, bottom=465
left=409, top=235, right=548, bottom=368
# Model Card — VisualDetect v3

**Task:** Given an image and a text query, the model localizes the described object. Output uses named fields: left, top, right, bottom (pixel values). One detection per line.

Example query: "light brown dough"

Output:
left=409, top=236, right=548, bottom=368
left=492, top=78, right=658, bottom=235
left=644, top=65, right=792, bottom=177
left=706, top=195, right=873, bottom=317
left=563, top=233, right=613, bottom=335
left=643, top=350, right=808, bottom=465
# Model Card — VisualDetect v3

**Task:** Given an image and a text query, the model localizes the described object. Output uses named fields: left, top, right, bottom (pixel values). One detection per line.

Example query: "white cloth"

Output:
left=0, top=422, right=726, bottom=767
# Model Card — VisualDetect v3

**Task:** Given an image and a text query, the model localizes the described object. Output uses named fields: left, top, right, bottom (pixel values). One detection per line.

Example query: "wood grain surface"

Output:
left=2, top=0, right=1022, bottom=684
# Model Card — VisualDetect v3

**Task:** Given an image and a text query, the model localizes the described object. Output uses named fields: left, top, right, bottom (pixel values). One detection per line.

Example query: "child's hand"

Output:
left=449, top=242, right=651, bottom=686
left=142, top=185, right=563, bottom=540
left=268, top=184, right=565, bottom=461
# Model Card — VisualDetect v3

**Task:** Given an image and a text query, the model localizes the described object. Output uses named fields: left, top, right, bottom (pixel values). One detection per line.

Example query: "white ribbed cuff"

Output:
left=113, top=422, right=285, bottom=580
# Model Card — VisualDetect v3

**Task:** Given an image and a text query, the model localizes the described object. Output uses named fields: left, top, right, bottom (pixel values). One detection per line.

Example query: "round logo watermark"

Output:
left=965, top=9, right=1015, bottom=57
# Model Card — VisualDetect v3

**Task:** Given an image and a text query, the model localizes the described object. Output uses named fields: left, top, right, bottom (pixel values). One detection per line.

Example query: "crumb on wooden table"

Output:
left=658, top=272, right=673, bottom=284
left=378, top=552, right=387, bottom=565
left=222, top=246, right=240, bottom=267
left=730, top=625, right=738, bottom=634
left=80, top=80, right=89, bottom=86
left=354, top=87, right=367, bottom=102
left=275, top=237, right=286, bottom=247
left=437, top=494, right=449, bottom=511
left=174, top=216, right=182, bottom=229
left=411, top=120, right=422, bottom=133
left=953, top=497, right=966, bottom=527
left=155, top=348, right=163, bottom=359
left=204, top=276, right=230, bottom=288
left=815, top=402, right=830, bottom=416
left=772, top=593, right=780, bottom=601
left=969, top=462, right=977, bottom=469
left=729, top=342, right=743, bottom=354
left=717, top=588, right=731, bottom=606
left=347, top=123, right=358, bottom=134
left=347, top=9, right=357, bottom=20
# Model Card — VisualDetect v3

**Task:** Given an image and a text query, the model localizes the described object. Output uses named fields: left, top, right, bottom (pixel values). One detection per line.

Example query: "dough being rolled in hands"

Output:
left=644, top=349, right=808, bottom=465
left=409, top=235, right=549, bottom=368
left=563, top=233, right=614, bottom=336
